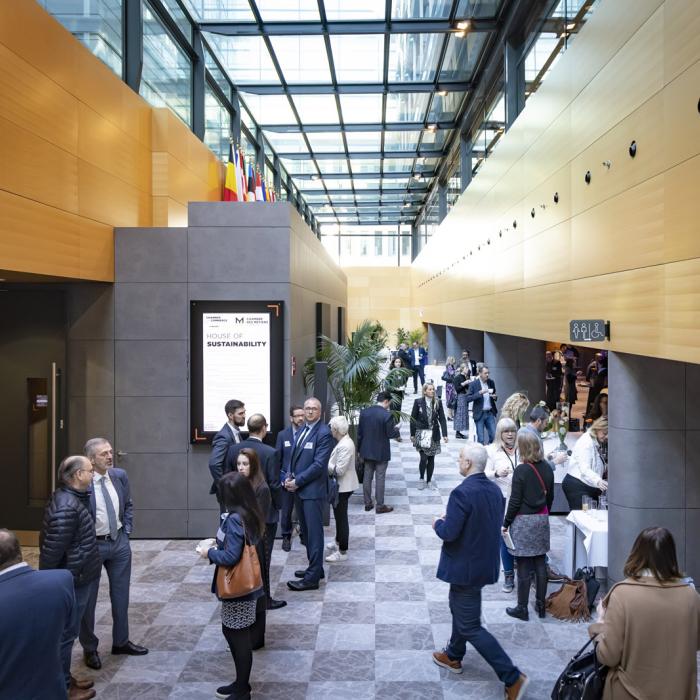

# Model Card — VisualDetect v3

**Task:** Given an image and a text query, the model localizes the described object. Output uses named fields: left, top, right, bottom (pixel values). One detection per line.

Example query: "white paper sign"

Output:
left=202, top=312, right=271, bottom=432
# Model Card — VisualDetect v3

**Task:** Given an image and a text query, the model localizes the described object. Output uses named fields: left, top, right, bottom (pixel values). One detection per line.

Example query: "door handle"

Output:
left=116, top=451, right=128, bottom=457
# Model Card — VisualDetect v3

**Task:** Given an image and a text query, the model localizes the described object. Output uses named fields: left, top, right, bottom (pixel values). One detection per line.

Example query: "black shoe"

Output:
left=455, top=432, right=466, bottom=439
left=364, top=503, right=374, bottom=511
left=535, top=601, right=546, bottom=619
left=287, top=579, right=319, bottom=591
left=294, top=569, right=324, bottom=579
left=215, top=683, right=236, bottom=699
left=251, top=641, right=264, bottom=650
left=267, top=598, right=287, bottom=610
left=111, top=641, right=148, bottom=656
left=282, top=536, right=291, bottom=552
left=83, top=650, right=101, bottom=670
left=506, top=605, right=529, bottom=621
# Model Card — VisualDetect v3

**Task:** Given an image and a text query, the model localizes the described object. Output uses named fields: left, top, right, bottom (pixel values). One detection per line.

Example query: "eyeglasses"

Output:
left=304, top=406, right=320, bottom=412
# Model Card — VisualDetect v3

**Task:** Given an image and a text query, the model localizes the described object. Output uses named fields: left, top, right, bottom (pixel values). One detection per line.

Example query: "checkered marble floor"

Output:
left=61, top=388, right=606, bottom=699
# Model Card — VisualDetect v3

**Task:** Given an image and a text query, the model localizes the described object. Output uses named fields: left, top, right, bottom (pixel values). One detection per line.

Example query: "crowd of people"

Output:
left=0, top=346, right=698, bottom=700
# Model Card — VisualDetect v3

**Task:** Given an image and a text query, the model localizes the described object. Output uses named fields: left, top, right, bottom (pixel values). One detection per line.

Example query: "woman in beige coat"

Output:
left=589, top=527, right=700, bottom=699
left=325, top=416, right=359, bottom=563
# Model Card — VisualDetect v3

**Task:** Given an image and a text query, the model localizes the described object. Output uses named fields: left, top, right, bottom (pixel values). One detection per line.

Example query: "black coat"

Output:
left=410, top=397, right=448, bottom=442
left=39, top=486, right=102, bottom=586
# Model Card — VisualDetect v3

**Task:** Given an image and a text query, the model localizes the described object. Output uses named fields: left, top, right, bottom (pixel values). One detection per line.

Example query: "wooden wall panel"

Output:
left=412, top=0, right=700, bottom=364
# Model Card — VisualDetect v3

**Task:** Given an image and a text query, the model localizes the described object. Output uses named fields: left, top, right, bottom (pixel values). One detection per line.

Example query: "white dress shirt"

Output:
left=227, top=422, right=241, bottom=442
left=480, top=380, right=492, bottom=411
left=94, top=472, right=122, bottom=536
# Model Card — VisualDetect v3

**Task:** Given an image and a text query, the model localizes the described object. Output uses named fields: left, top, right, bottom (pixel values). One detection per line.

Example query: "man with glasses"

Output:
left=79, top=438, right=147, bottom=671
left=40, top=455, right=102, bottom=700
left=283, top=397, right=333, bottom=591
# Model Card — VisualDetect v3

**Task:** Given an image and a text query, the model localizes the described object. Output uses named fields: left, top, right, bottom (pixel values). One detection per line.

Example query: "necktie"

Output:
left=295, top=425, right=309, bottom=450
left=100, top=477, right=119, bottom=540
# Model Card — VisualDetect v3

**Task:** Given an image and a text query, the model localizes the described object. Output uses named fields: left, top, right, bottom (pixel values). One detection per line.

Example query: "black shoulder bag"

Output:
left=550, top=636, right=607, bottom=700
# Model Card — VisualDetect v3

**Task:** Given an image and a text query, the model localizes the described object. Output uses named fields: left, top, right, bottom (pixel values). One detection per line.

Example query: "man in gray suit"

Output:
left=79, top=438, right=148, bottom=669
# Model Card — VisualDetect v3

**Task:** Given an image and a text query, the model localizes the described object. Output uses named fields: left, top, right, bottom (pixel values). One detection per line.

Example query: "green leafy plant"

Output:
left=303, top=319, right=408, bottom=436
left=409, top=327, right=426, bottom=347
left=395, top=327, right=409, bottom=347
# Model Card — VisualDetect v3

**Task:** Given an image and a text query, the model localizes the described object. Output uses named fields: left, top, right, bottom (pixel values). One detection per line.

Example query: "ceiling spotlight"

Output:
left=455, top=30, right=467, bottom=38
left=566, top=22, right=576, bottom=30
left=311, top=174, right=320, bottom=181
left=455, top=20, right=470, bottom=30
left=413, top=173, right=423, bottom=180
left=437, top=90, right=448, bottom=97
left=427, top=124, right=438, bottom=132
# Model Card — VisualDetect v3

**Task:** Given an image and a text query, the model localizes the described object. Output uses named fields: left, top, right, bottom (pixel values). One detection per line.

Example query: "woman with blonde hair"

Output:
left=499, top=392, right=530, bottom=429
left=562, top=416, right=608, bottom=510
left=325, top=416, right=358, bottom=563
left=486, top=418, right=518, bottom=592
left=502, top=429, right=554, bottom=620
left=410, top=383, right=448, bottom=489
left=589, top=527, right=700, bottom=699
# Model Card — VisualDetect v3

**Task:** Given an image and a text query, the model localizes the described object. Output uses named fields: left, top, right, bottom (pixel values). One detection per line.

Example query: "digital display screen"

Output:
left=190, top=301, right=284, bottom=443
left=202, top=312, right=271, bottom=433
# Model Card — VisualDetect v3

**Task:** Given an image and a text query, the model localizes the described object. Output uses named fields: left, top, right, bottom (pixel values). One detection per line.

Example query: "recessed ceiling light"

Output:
left=566, top=22, right=576, bottom=30
left=437, top=90, right=448, bottom=97
left=454, top=30, right=467, bottom=38
left=455, top=20, right=470, bottom=30
left=426, top=124, right=438, bottom=132
left=311, top=174, right=320, bottom=180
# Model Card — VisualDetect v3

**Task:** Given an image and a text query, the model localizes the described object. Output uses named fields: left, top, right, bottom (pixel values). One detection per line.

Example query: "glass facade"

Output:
left=204, top=84, right=229, bottom=161
left=141, top=2, right=192, bottom=125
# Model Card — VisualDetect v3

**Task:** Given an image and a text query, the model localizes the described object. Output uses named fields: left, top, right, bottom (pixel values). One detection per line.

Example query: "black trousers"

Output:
left=262, top=522, right=276, bottom=602
left=562, top=474, right=602, bottom=510
left=419, top=453, right=435, bottom=482
left=516, top=555, right=547, bottom=608
left=412, top=365, right=425, bottom=392
left=332, top=491, right=351, bottom=552
left=221, top=624, right=253, bottom=696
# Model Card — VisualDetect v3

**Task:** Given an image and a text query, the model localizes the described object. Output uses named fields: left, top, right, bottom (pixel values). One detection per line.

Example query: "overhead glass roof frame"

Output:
left=190, top=0, right=510, bottom=226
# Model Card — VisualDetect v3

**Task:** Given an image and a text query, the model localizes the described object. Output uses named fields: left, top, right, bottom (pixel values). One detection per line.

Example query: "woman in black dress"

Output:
left=410, top=383, right=448, bottom=490
left=452, top=363, right=471, bottom=439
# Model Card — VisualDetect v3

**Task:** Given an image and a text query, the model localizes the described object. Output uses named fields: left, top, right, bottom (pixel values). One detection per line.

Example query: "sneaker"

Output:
left=325, top=550, right=347, bottom=563
left=432, top=650, right=463, bottom=674
left=502, top=571, right=514, bottom=593
left=429, top=481, right=438, bottom=490
left=505, top=673, right=530, bottom=700
left=325, top=541, right=338, bottom=555
left=418, top=480, right=426, bottom=490
left=215, top=683, right=236, bottom=699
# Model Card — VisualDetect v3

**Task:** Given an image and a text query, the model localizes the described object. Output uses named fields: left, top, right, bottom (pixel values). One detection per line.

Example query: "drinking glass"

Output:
left=599, top=496, right=608, bottom=511
left=581, top=496, right=590, bottom=512
left=590, top=499, right=598, bottom=511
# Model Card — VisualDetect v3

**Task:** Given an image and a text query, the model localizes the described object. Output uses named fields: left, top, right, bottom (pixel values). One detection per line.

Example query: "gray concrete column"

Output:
left=446, top=326, right=484, bottom=364
left=483, top=332, right=544, bottom=408
left=427, top=323, right=447, bottom=365
left=607, top=353, right=700, bottom=583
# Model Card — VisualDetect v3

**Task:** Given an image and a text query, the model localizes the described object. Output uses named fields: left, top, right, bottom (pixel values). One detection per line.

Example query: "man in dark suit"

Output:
left=461, top=349, right=478, bottom=377
left=275, top=405, right=305, bottom=552
left=79, top=438, right=147, bottom=670
left=357, top=390, right=401, bottom=514
left=0, top=528, right=81, bottom=700
left=283, top=397, right=333, bottom=591
left=409, top=341, right=428, bottom=393
left=465, top=365, right=498, bottom=445
left=431, top=445, right=528, bottom=700
left=225, top=414, right=286, bottom=610
left=208, top=399, right=246, bottom=499
left=397, top=342, right=412, bottom=369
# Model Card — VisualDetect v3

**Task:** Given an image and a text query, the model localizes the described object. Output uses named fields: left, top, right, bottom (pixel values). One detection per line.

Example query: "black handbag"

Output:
left=574, top=567, right=600, bottom=610
left=551, top=637, right=607, bottom=700
left=355, top=454, right=364, bottom=484
left=328, top=469, right=340, bottom=508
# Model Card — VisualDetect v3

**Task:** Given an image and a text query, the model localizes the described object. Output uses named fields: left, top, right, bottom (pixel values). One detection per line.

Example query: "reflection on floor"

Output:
left=63, top=401, right=599, bottom=700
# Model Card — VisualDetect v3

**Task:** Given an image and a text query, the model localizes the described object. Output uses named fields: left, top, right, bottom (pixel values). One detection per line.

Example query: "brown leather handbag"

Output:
left=215, top=532, right=262, bottom=599
left=546, top=578, right=591, bottom=622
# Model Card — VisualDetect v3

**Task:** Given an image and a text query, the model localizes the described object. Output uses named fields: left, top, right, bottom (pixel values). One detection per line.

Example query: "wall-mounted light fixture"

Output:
left=602, top=160, right=611, bottom=169
left=531, top=208, right=536, bottom=218
left=554, top=192, right=559, bottom=203
left=585, top=171, right=592, bottom=184
left=629, top=140, right=637, bottom=158
left=513, top=220, right=518, bottom=228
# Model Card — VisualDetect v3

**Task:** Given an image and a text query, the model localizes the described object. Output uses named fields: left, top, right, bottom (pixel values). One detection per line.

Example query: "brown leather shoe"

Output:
left=68, top=686, right=96, bottom=700
left=432, top=650, right=462, bottom=674
left=505, top=673, right=529, bottom=700
left=70, top=675, right=94, bottom=690
left=376, top=505, right=394, bottom=514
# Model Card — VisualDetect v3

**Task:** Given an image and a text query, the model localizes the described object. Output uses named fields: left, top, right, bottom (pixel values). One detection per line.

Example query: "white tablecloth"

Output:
left=564, top=509, right=608, bottom=575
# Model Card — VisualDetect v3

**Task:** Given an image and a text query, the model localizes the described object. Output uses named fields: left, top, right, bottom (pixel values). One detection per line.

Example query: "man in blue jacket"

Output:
left=409, top=340, right=428, bottom=394
left=432, top=445, right=529, bottom=700
left=0, top=529, right=78, bottom=700
left=79, top=438, right=148, bottom=670
left=357, top=390, right=401, bottom=513
left=283, top=397, right=333, bottom=591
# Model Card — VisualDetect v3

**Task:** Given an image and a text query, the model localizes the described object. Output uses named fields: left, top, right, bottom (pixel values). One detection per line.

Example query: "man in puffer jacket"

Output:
left=40, top=455, right=102, bottom=700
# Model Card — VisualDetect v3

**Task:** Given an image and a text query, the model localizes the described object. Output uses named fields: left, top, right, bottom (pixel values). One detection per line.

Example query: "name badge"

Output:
left=284, top=440, right=291, bottom=447
left=304, top=442, right=314, bottom=449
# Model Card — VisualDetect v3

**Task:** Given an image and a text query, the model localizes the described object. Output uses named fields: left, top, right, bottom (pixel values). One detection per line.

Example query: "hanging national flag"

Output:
left=223, top=143, right=238, bottom=202
left=261, top=178, right=268, bottom=202
left=247, top=163, right=256, bottom=201
left=238, top=148, right=247, bottom=200
left=255, top=170, right=263, bottom=201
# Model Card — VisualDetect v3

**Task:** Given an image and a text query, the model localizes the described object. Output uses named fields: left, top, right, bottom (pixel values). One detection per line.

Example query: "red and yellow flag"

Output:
left=223, top=143, right=238, bottom=202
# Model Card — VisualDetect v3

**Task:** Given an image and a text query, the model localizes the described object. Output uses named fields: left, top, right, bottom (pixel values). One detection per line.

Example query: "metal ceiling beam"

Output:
left=238, top=81, right=472, bottom=95
left=277, top=149, right=445, bottom=159
left=316, top=187, right=428, bottom=195
left=200, top=18, right=498, bottom=36
left=292, top=170, right=438, bottom=180
left=262, top=121, right=454, bottom=133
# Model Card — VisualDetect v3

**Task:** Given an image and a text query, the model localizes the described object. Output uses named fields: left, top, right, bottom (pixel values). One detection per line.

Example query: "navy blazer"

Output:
left=408, top=346, right=428, bottom=368
left=0, top=565, right=74, bottom=699
left=464, top=377, right=498, bottom=420
left=224, top=437, right=282, bottom=513
left=357, top=404, right=399, bottom=462
left=288, top=421, right=333, bottom=500
left=275, top=425, right=298, bottom=481
left=89, top=467, right=133, bottom=535
left=434, top=473, right=504, bottom=587
left=208, top=423, right=245, bottom=494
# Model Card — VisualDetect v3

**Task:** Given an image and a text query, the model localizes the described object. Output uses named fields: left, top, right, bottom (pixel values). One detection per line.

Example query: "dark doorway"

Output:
left=0, top=289, right=66, bottom=535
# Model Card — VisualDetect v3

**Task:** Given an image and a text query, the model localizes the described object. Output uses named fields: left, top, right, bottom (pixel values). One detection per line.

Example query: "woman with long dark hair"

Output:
left=236, top=448, right=272, bottom=649
left=410, top=383, right=448, bottom=490
left=589, top=527, right=700, bottom=699
left=453, top=363, right=471, bottom=439
left=204, top=471, right=265, bottom=700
